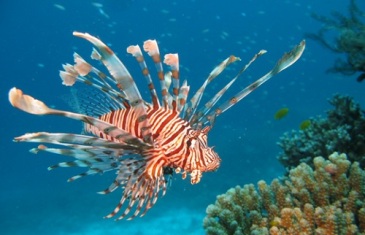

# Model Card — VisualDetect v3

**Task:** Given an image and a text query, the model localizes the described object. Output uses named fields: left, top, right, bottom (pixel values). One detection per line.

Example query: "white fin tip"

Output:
left=127, top=45, right=142, bottom=57
left=143, top=40, right=159, bottom=56
left=163, top=53, right=179, bottom=70
left=73, top=53, right=92, bottom=76
left=8, top=88, right=50, bottom=115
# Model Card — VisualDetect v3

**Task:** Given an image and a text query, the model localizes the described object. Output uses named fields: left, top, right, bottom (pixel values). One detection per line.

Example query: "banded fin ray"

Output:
left=191, top=49, right=267, bottom=125
left=14, top=132, right=141, bottom=182
left=98, top=154, right=169, bottom=220
left=163, top=53, right=180, bottom=112
left=142, top=40, right=170, bottom=108
left=127, top=44, right=160, bottom=108
left=9, top=88, right=149, bottom=148
left=73, top=32, right=153, bottom=145
left=177, top=80, right=190, bottom=114
left=14, top=132, right=138, bottom=150
left=200, top=40, right=306, bottom=125
left=99, top=157, right=146, bottom=195
left=31, top=144, right=120, bottom=160
left=106, top=169, right=167, bottom=220
left=61, top=55, right=130, bottom=109
left=185, top=55, right=241, bottom=122
left=28, top=143, right=127, bottom=182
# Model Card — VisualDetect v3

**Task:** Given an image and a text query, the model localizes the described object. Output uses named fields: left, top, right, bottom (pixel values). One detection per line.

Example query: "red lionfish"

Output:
left=9, top=32, right=305, bottom=220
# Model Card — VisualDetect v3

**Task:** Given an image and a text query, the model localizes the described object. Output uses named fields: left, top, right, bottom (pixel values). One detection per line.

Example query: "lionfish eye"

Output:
left=188, top=139, right=196, bottom=148
left=186, top=139, right=191, bottom=147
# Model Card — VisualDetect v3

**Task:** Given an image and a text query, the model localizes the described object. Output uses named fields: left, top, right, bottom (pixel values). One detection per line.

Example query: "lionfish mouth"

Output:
left=9, top=32, right=305, bottom=220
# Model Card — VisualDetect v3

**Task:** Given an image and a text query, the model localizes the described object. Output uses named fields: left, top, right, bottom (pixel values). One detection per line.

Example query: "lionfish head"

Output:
left=177, top=128, right=220, bottom=184
left=200, top=145, right=221, bottom=172
left=188, top=126, right=220, bottom=167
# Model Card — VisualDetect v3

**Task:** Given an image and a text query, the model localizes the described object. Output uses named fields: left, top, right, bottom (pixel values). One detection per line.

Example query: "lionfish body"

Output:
left=9, top=32, right=305, bottom=220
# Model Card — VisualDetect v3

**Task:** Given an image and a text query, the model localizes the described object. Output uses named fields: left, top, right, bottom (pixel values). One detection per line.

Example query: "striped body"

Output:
left=86, top=106, right=220, bottom=181
left=9, top=32, right=305, bottom=220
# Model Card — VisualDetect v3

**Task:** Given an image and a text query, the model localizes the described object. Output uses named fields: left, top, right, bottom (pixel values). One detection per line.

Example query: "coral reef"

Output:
left=308, top=0, right=365, bottom=81
left=203, top=152, right=365, bottom=235
left=277, top=94, right=365, bottom=171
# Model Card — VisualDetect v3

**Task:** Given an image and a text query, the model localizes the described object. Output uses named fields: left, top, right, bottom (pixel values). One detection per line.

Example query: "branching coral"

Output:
left=277, top=94, right=365, bottom=171
left=307, top=0, right=365, bottom=81
left=203, top=152, right=365, bottom=235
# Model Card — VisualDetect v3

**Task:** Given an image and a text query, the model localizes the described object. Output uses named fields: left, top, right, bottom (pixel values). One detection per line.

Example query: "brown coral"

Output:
left=203, top=152, right=365, bottom=235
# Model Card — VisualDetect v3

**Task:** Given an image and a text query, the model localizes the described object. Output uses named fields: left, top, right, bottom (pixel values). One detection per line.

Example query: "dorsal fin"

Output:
left=60, top=53, right=130, bottom=110
left=190, top=49, right=267, bottom=125
left=177, top=80, right=190, bottom=114
left=143, top=40, right=170, bottom=108
left=184, top=55, right=241, bottom=122
left=72, top=32, right=153, bottom=145
left=200, top=40, right=306, bottom=126
left=163, top=53, right=180, bottom=112
left=127, top=45, right=160, bottom=109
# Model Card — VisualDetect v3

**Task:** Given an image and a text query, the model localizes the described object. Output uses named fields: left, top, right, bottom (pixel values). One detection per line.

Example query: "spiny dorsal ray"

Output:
left=200, top=40, right=306, bottom=126
left=73, top=32, right=153, bottom=145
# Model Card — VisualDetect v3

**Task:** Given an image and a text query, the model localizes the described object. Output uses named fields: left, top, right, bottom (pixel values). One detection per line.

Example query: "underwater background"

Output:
left=1, top=0, right=364, bottom=234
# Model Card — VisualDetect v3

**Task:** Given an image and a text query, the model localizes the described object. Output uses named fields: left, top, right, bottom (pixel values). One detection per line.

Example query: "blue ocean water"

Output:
left=1, top=0, right=364, bottom=234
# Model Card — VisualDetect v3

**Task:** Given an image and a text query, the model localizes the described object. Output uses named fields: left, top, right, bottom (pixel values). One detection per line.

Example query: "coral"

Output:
left=277, top=94, right=365, bottom=171
left=307, top=0, right=365, bottom=81
left=203, top=152, right=365, bottom=235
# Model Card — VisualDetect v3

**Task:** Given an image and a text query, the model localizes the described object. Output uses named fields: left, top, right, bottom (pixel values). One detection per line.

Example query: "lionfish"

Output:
left=9, top=32, right=305, bottom=220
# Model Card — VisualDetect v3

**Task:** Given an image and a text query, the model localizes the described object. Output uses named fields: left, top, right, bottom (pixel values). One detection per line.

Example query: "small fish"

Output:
left=92, top=2, right=103, bottom=8
left=299, top=119, right=311, bottom=130
left=274, top=107, right=289, bottom=120
left=92, top=2, right=110, bottom=19
left=53, top=4, right=65, bottom=11
left=9, top=32, right=305, bottom=220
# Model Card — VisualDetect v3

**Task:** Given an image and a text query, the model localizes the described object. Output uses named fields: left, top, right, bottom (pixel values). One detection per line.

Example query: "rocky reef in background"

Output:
left=204, top=94, right=365, bottom=234
left=203, top=152, right=365, bottom=235
left=277, top=94, right=365, bottom=172
left=307, top=0, right=365, bottom=82
left=203, top=1, right=365, bottom=232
